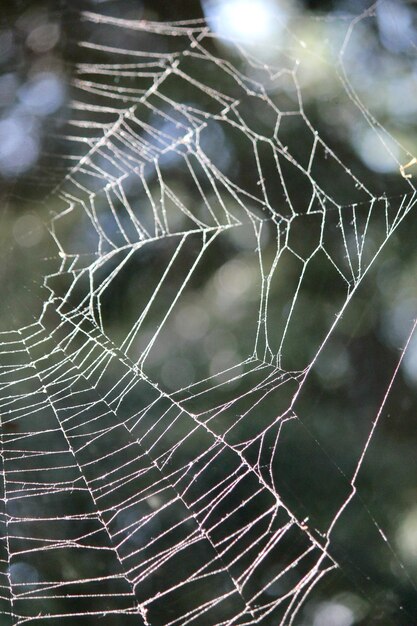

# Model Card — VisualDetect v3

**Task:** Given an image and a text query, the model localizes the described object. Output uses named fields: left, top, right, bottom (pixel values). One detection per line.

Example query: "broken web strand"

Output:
left=337, top=4, right=417, bottom=190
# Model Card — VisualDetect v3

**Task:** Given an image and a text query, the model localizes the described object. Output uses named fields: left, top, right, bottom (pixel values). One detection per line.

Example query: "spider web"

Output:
left=1, top=2, right=417, bottom=624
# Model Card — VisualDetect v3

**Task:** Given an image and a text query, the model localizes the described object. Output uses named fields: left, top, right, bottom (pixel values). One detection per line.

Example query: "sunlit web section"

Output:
left=1, top=2, right=417, bottom=625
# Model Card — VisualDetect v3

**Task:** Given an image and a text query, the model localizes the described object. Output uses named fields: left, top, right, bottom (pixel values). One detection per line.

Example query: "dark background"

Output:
left=1, top=1, right=417, bottom=624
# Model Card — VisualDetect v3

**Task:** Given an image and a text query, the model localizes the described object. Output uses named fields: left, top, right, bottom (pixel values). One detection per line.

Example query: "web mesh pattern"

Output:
left=1, top=4, right=416, bottom=625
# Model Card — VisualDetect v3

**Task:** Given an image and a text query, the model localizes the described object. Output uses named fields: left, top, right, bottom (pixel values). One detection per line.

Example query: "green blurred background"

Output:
left=1, top=0, right=417, bottom=624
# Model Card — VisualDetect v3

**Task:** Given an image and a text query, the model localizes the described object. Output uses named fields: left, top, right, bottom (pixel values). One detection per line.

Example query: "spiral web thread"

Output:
left=0, top=5, right=416, bottom=625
